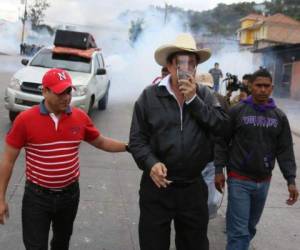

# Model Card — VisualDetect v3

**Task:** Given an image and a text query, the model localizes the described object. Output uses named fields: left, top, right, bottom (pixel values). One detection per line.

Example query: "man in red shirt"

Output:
left=0, top=68, right=128, bottom=250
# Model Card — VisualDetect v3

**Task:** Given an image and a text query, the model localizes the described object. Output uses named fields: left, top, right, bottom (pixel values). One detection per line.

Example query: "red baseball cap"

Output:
left=42, top=68, right=75, bottom=94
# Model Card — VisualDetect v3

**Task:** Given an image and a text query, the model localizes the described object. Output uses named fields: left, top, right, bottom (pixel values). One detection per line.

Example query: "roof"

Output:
left=253, top=42, right=300, bottom=53
left=240, top=13, right=300, bottom=26
left=264, top=13, right=300, bottom=26
left=240, top=13, right=266, bottom=22
left=238, top=21, right=263, bottom=32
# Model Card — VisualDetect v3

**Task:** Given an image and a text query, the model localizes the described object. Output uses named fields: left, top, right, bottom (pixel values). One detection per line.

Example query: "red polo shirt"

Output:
left=6, top=103, right=100, bottom=189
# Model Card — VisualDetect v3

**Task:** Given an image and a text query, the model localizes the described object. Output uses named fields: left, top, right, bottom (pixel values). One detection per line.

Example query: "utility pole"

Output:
left=164, top=2, right=168, bottom=25
left=21, top=0, right=28, bottom=44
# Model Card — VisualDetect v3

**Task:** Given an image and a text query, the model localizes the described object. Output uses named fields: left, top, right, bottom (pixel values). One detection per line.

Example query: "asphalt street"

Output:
left=0, top=54, right=299, bottom=250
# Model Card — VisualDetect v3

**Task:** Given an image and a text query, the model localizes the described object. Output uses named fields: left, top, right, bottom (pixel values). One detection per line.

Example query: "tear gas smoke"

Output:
left=0, top=7, right=256, bottom=101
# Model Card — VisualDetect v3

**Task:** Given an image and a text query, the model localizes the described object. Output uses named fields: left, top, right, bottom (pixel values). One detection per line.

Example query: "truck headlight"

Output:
left=9, top=78, right=21, bottom=90
left=72, top=85, right=88, bottom=97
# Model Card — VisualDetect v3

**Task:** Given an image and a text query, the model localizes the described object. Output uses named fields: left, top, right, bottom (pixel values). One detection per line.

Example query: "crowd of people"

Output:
left=0, top=33, right=298, bottom=250
left=20, top=42, right=43, bottom=56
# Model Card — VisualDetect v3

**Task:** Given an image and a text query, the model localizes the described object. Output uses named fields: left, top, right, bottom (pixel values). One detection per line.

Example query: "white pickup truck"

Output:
left=4, top=47, right=110, bottom=122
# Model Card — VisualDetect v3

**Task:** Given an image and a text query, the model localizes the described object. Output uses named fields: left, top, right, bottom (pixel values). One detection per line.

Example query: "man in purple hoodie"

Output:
left=214, top=69, right=298, bottom=250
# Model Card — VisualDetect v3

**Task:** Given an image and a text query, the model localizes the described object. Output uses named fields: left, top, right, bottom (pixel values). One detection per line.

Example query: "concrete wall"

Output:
left=266, top=24, right=300, bottom=44
left=291, top=61, right=300, bottom=99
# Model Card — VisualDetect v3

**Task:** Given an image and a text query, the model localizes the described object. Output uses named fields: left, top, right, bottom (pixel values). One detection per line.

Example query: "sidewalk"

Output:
left=275, top=97, right=300, bottom=137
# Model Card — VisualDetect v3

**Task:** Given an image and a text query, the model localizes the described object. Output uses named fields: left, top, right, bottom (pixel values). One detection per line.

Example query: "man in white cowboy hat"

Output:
left=129, top=33, right=229, bottom=250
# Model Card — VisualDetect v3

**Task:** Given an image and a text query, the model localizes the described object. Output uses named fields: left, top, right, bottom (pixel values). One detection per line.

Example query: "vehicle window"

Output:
left=30, top=49, right=92, bottom=73
left=97, top=54, right=104, bottom=68
left=94, top=55, right=101, bottom=72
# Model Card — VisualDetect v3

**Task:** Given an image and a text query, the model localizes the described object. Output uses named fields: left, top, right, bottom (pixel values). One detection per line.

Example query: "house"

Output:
left=238, top=13, right=300, bottom=100
left=238, top=14, right=266, bottom=46
left=238, top=13, right=300, bottom=50
left=254, top=43, right=300, bottom=99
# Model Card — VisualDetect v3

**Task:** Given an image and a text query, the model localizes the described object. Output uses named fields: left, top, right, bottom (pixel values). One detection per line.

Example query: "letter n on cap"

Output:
left=58, top=72, right=66, bottom=81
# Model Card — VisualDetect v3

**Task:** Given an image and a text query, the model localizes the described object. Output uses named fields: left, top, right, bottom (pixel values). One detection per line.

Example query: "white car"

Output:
left=4, top=47, right=110, bottom=122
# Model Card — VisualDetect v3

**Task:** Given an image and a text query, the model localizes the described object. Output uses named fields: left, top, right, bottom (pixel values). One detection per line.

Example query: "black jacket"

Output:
left=214, top=96, right=296, bottom=185
left=129, top=83, right=229, bottom=180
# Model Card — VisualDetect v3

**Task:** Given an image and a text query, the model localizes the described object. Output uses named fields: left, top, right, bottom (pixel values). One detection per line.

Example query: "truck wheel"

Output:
left=9, top=111, right=20, bottom=122
left=97, top=89, right=109, bottom=110
left=87, top=96, right=95, bottom=115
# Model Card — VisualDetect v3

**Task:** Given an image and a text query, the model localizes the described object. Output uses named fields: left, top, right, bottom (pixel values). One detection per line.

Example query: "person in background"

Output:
left=230, top=74, right=252, bottom=106
left=152, top=66, right=169, bottom=85
left=241, top=74, right=252, bottom=95
left=196, top=73, right=229, bottom=112
left=196, top=72, right=228, bottom=219
left=209, top=62, right=223, bottom=93
left=215, top=69, right=299, bottom=250
left=0, top=68, right=129, bottom=250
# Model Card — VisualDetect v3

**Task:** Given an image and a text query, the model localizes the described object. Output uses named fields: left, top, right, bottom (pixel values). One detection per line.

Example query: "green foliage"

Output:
left=152, top=1, right=300, bottom=37
left=266, top=0, right=300, bottom=20
left=188, top=2, right=257, bottom=36
left=129, top=18, right=144, bottom=46
left=34, top=24, right=55, bottom=35
left=28, top=0, right=50, bottom=30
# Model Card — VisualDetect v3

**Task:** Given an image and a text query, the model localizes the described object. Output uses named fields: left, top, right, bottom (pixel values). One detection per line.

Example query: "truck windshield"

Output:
left=30, top=49, right=91, bottom=73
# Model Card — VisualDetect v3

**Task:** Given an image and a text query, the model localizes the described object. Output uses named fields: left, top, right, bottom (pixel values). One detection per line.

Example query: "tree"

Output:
left=265, top=0, right=300, bottom=20
left=188, top=2, right=256, bottom=36
left=129, top=18, right=144, bottom=46
left=28, top=0, right=50, bottom=30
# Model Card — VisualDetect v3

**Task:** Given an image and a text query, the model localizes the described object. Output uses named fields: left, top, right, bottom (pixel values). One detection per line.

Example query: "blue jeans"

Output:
left=22, top=181, right=80, bottom=250
left=226, top=177, right=270, bottom=250
left=214, top=82, right=220, bottom=92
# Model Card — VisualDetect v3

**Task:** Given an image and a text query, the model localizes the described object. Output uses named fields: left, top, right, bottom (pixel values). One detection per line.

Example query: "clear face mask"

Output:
left=176, top=55, right=196, bottom=81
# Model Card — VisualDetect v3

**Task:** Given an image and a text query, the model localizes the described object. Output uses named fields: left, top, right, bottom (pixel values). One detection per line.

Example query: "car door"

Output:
left=95, top=53, right=108, bottom=101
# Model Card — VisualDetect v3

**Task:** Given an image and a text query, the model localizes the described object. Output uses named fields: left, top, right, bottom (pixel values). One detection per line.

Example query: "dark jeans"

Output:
left=139, top=176, right=209, bottom=250
left=22, top=181, right=80, bottom=250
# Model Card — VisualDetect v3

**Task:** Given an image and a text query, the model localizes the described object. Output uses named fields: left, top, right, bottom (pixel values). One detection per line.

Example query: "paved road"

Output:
left=0, top=55, right=299, bottom=249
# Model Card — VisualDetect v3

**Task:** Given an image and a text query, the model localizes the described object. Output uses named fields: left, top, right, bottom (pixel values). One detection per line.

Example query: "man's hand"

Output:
left=215, top=173, right=225, bottom=193
left=286, top=184, right=299, bottom=205
left=150, top=162, right=172, bottom=188
left=178, top=75, right=197, bottom=102
left=0, top=200, right=9, bottom=224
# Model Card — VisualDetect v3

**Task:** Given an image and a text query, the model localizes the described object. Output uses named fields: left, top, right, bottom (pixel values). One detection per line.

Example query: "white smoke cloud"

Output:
left=103, top=10, right=188, bottom=101
left=0, top=21, right=23, bottom=54
left=199, top=44, right=256, bottom=95
left=43, top=0, right=264, bottom=26
left=0, top=4, right=258, bottom=102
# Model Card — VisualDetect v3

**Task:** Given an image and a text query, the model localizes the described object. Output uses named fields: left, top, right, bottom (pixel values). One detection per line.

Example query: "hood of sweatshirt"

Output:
left=242, top=95, right=276, bottom=112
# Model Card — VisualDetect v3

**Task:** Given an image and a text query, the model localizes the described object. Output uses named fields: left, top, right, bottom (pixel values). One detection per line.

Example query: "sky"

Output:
left=1, top=0, right=265, bottom=24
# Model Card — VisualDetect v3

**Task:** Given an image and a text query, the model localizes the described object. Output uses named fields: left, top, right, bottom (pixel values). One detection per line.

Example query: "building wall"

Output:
left=241, top=19, right=257, bottom=29
left=254, top=26, right=266, bottom=41
left=266, top=24, right=300, bottom=44
left=291, top=61, right=300, bottom=99
left=240, top=30, right=255, bottom=45
left=261, top=47, right=300, bottom=100
left=240, top=19, right=260, bottom=45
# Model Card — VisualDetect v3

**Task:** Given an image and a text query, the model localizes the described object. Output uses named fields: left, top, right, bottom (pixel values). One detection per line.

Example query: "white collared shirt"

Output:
left=158, top=75, right=196, bottom=104
left=158, top=75, right=196, bottom=131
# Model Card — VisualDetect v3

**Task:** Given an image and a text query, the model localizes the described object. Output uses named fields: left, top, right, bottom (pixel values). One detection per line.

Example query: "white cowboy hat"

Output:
left=154, top=33, right=211, bottom=66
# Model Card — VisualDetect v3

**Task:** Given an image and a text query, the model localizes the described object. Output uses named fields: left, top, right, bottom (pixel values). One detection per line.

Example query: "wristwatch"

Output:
left=125, top=143, right=130, bottom=152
